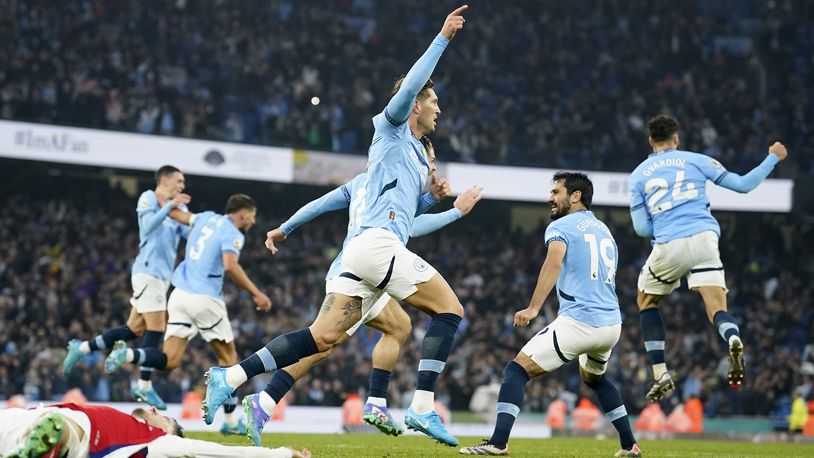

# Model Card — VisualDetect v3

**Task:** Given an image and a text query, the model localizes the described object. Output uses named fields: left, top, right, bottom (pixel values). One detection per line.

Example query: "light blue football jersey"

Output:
left=131, top=190, right=188, bottom=281
left=544, top=210, right=621, bottom=327
left=325, top=174, right=367, bottom=281
left=358, top=114, right=431, bottom=245
left=172, top=211, right=245, bottom=299
left=629, top=149, right=728, bottom=243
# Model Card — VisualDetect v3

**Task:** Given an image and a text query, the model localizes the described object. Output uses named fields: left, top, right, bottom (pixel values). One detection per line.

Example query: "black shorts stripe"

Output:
left=167, top=322, right=192, bottom=328
left=207, top=274, right=222, bottom=278
left=689, top=266, right=724, bottom=274
left=199, top=317, right=224, bottom=331
left=558, top=289, right=576, bottom=302
left=339, top=272, right=362, bottom=281
left=376, top=256, right=396, bottom=290
left=552, top=330, right=570, bottom=364
left=648, top=267, right=674, bottom=285
left=587, top=355, right=607, bottom=365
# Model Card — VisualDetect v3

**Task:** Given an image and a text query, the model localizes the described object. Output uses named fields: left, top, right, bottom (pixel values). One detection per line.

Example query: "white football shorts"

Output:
left=326, top=228, right=437, bottom=302
left=165, top=287, right=233, bottom=343
left=130, top=273, right=170, bottom=314
left=521, top=315, right=621, bottom=376
left=638, top=230, right=727, bottom=295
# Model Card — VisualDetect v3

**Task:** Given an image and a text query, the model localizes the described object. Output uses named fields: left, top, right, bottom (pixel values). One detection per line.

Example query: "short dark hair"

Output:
left=225, top=194, right=256, bottom=214
left=392, top=75, right=435, bottom=101
left=647, top=115, right=680, bottom=143
left=155, top=165, right=181, bottom=186
left=553, top=171, right=593, bottom=209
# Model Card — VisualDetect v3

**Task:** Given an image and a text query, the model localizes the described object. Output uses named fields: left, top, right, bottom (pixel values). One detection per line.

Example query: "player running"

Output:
left=250, top=149, right=483, bottom=444
left=63, top=165, right=190, bottom=410
left=629, top=115, right=788, bottom=402
left=204, top=5, right=470, bottom=447
left=460, top=172, right=640, bottom=457
left=105, top=194, right=271, bottom=436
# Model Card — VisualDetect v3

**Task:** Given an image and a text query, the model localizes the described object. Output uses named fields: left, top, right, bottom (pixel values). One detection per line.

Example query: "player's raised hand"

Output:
left=253, top=292, right=272, bottom=312
left=454, top=185, right=484, bottom=216
left=768, top=141, right=788, bottom=161
left=514, top=307, right=539, bottom=327
left=171, top=193, right=191, bottom=208
left=440, top=5, right=468, bottom=41
left=431, top=175, right=452, bottom=201
left=265, top=227, right=287, bottom=254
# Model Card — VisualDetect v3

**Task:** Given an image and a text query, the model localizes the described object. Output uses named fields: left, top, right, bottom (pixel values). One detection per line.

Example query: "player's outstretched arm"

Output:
left=266, top=180, right=355, bottom=254
left=223, top=252, right=271, bottom=312
left=411, top=185, right=483, bottom=237
left=717, top=141, right=787, bottom=193
left=384, top=5, right=468, bottom=125
left=515, top=241, right=566, bottom=327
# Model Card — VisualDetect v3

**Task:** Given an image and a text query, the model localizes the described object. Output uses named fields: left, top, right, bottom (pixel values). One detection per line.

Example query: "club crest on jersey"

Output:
left=710, top=158, right=725, bottom=170
left=414, top=258, right=428, bottom=272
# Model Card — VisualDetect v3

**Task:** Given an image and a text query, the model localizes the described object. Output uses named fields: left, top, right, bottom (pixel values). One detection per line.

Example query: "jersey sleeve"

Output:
left=544, top=221, right=568, bottom=246
left=694, top=154, right=729, bottom=184
left=628, top=173, right=646, bottom=213
left=136, top=191, right=158, bottom=214
left=221, top=227, right=245, bottom=256
left=280, top=184, right=352, bottom=235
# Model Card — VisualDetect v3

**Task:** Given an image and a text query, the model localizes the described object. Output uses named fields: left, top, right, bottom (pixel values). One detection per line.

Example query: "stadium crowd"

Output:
left=1, top=0, right=813, bottom=174
left=0, top=170, right=810, bottom=419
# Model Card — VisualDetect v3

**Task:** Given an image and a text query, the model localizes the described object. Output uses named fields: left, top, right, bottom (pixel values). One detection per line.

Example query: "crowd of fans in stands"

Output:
left=1, top=0, right=812, bottom=174
left=0, top=170, right=810, bottom=419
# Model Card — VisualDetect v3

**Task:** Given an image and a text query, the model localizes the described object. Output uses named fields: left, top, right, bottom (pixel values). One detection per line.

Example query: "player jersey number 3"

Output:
left=189, top=226, right=215, bottom=260
left=644, top=170, right=699, bottom=215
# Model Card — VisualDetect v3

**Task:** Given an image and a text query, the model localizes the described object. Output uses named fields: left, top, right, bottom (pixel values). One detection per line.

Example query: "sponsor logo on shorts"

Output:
left=414, top=258, right=428, bottom=272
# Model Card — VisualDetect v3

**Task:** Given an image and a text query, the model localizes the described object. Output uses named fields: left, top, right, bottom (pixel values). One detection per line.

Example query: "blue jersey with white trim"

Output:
left=629, top=149, right=727, bottom=243
left=172, top=211, right=244, bottom=299
left=544, top=211, right=621, bottom=327
left=131, top=190, right=187, bottom=280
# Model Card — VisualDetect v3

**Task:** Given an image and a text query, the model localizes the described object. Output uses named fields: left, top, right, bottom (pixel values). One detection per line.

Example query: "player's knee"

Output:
left=126, top=322, right=145, bottom=336
left=439, top=299, right=464, bottom=317
left=314, top=330, right=343, bottom=350
left=580, top=369, right=602, bottom=386
left=393, top=316, right=412, bottom=345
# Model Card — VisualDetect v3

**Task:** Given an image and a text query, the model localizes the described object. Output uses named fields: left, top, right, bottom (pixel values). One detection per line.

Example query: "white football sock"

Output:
left=225, top=365, right=248, bottom=389
left=366, top=396, right=387, bottom=408
left=652, top=363, right=668, bottom=380
left=258, top=391, right=277, bottom=416
left=410, top=390, right=435, bottom=415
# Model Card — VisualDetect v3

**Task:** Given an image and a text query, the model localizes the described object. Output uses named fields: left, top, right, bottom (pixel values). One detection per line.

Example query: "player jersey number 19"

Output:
left=583, top=233, right=616, bottom=284
left=189, top=226, right=214, bottom=260
left=644, top=171, right=699, bottom=215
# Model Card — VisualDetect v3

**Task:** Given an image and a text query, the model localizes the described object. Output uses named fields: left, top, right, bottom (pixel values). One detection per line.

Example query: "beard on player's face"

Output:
left=548, top=191, right=571, bottom=220
left=549, top=196, right=571, bottom=220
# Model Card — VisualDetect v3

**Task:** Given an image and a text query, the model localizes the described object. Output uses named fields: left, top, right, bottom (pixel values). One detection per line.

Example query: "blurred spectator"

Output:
left=0, top=1, right=811, bottom=174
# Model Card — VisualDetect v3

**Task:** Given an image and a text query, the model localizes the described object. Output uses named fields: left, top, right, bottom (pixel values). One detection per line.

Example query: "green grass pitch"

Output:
left=189, top=432, right=812, bottom=457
